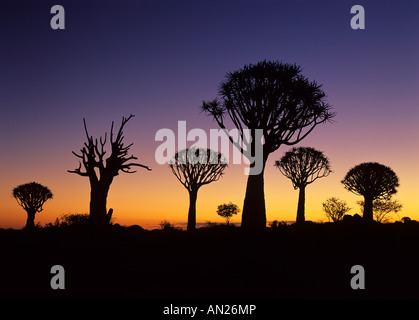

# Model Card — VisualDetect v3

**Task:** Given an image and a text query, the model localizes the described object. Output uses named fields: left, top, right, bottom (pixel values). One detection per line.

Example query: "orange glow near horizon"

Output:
left=1, top=124, right=418, bottom=230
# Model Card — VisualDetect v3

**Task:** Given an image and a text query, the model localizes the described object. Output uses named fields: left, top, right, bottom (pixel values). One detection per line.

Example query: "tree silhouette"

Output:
left=12, top=182, right=53, bottom=229
left=201, top=60, right=335, bottom=230
left=341, top=162, right=399, bottom=221
left=68, top=114, right=151, bottom=226
left=357, top=198, right=402, bottom=223
left=322, top=197, right=351, bottom=222
left=169, top=148, right=227, bottom=231
left=216, top=202, right=240, bottom=224
left=274, top=147, right=331, bottom=223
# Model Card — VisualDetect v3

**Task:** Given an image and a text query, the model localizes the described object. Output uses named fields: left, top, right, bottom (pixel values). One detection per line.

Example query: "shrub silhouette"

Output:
left=60, top=213, right=90, bottom=226
left=341, top=162, right=399, bottom=221
left=202, top=60, right=335, bottom=230
left=46, top=213, right=90, bottom=228
left=68, top=114, right=150, bottom=227
left=275, top=147, right=331, bottom=223
left=169, top=147, right=227, bottom=231
left=12, top=182, right=53, bottom=229
left=268, top=220, right=288, bottom=230
left=322, top=197, right=351, bottom=222
left=216, top=202, right=240, bottom=224
left=160, top=219, right=176, bottom=231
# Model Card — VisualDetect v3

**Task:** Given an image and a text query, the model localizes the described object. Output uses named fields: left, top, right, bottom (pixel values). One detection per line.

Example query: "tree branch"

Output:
left=68, top=161, right=89, bottom=177
left=69, top=114, right=150, bottom=180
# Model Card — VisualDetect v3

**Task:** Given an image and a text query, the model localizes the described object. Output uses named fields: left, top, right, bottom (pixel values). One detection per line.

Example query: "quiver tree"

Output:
left=68, top=114, right=151, bottom=226
left=341, top=162, right=399, bottom=221
left=13, top=182, right=53, bottom=229
left=274, top=147, right=331, bottom=223
left=169, top=148, right=227, bottom=231
left=201, top=60, right=335, bottom=230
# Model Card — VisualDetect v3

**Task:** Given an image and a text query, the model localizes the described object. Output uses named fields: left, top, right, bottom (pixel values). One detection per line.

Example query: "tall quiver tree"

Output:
left=201, top=60, right=335, bottom=230
left=13, top=182, right=53, bottom=229
left=274, top=147, right=331, bottom=223
left=68, top=114, right=151, bottom=226
left=341, top=162, right=399, bottom=221
left=169, top=148, right=227, bottom=231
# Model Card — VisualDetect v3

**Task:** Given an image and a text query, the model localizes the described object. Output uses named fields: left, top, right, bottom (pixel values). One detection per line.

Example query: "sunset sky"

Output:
left=1, top=0, right=418, bottom=229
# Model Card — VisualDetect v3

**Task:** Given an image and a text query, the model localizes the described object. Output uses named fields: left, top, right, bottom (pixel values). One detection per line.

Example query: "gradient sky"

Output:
left=1, top=0, right=418, bottom=229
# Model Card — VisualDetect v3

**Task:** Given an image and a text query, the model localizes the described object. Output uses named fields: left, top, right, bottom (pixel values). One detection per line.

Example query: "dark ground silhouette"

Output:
left=1, top=219, right=419, bottom=300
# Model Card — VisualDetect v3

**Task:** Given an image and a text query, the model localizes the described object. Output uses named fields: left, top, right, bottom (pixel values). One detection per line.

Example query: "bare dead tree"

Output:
left=169, top=148, right=227, bottom=231
left=275, top=147, right=331, bottom=223
left=68, top=114, right=151, bottom=226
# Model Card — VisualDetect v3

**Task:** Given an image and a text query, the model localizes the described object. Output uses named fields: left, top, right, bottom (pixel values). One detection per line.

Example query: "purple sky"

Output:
left=1, top=0, right=419, bottom=227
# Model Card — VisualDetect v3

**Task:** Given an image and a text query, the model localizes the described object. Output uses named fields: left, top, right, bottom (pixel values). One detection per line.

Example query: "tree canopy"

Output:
left=341, top=162, right=399, bottom=200
left=341, top=162, right=399, bottom=221
left=216, top=202, right=240, bottom=224
left=13, top=182, right=53, bottom=214
left=275, top=146, right=331, bottom=189
left=12, top=182, right=53, bottom=229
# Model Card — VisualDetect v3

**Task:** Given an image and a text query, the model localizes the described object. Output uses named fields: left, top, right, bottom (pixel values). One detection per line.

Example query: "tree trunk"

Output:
left=296, top=186, right=306, bottom=223
left=89, top=181, right=111, bottom=226
left=25, top=209, right=36, bottom=229
left=187, top=189, right=198, bottom=231
left=363, top=195, right=374, bottom=221
left=241, top=160, right=267, bottom=230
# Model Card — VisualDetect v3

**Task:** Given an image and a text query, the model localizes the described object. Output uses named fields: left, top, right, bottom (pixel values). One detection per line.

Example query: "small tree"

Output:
left=68, top=114, right=150, bottom=226
left=357, top=199, right=402, bottom=223
left=216, top=202, right=240, bottom=224
left=170, top=148, right=227, bottom=231
left=322, top=197, right=351, bottom=222
left=341, top=162, right=399, bottom=221
left=275, top=147, right=331, bottom=223
left=12, top=182, right=53, bottom=229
